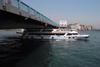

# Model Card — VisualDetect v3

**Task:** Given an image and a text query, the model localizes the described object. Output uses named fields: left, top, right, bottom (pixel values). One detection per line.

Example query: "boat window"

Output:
left=61, top=29, right=63, bottom=31
left=28, top=33, right=34, bottom=35
left=67, top=33, right=72, bottom=35
left=27, top=30, right=40, bottom=32
left=32, top=30, right=38, bottom=32
left=72, top=33, right=78, bottom=35
left=28, top=33, right=65, bottom=35
left=64, top=29, right=67, bottom=31
left=42, top=30, right=52, bottom=32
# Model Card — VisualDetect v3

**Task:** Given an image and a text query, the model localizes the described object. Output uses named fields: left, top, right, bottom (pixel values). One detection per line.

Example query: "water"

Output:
left=0, top=30, right=100, bottom=67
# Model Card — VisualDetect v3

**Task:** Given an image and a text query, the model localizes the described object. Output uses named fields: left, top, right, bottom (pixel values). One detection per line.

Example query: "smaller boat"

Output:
left=16, top=29, right=24, bottom=34
left=64, top=31, right=89, bottom=40
left=22, top=29, right=89, bottom=40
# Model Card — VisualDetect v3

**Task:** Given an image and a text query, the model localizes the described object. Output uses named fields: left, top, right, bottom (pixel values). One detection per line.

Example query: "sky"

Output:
left=21, top=0, right=100, bottom=29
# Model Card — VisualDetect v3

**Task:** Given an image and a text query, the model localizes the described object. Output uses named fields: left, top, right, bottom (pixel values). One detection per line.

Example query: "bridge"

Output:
left=0, top=0, right=59, bottom=29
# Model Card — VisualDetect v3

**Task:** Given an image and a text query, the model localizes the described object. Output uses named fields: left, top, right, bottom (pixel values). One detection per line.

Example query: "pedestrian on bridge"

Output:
left=7, top=0, right=11, bottom=4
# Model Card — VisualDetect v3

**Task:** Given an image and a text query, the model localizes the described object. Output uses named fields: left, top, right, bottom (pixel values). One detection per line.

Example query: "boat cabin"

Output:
left=64, top=31, right=78, bottom=36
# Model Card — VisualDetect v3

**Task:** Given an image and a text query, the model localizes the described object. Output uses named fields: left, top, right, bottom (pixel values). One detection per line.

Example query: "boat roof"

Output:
left=69, top=31, right=78, bottom=33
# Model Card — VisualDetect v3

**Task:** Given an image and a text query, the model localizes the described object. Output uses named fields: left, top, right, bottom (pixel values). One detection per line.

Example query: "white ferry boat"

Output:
left=22, top=29, right=89, bottom=40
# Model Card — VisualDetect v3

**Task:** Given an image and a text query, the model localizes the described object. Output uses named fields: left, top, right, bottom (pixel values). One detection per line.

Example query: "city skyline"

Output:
left=21, top=0, right=100, bottom=29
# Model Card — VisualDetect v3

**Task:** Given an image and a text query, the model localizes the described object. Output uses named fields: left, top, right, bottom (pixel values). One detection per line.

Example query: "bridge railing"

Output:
left=1, top=0, right=59, bottom=27
left=11, top=0, right=19, bottom=8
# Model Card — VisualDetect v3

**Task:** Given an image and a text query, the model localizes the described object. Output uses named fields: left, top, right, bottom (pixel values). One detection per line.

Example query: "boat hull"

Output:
left=22, top=35, right=89, bottom=40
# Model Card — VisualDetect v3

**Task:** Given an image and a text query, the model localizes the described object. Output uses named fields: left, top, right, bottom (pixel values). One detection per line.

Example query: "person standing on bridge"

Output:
left=8, top=0, right=11, bottom=4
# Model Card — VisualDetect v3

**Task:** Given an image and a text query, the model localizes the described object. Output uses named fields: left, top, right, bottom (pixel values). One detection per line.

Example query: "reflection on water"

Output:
left=0, top=37, right=21, bottom=67
left=12, top=39, right=90, bottom=67
left=0, top=37, right=46, bottom=67
left=0, top=31, right=45, bottom=67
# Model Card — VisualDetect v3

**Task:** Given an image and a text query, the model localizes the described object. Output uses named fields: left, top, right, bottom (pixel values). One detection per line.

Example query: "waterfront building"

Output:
left=67, top=23, right=95, bottom=31
left=67, top=23, right=80, bottom=30
left=80, top=25, right=86, bottom=31
left=86, top=26, right=95, bottom=30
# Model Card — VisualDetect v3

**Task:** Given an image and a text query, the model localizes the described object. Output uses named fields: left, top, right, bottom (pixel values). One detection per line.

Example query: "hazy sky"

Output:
left=21, top=0, right=100, bottom=28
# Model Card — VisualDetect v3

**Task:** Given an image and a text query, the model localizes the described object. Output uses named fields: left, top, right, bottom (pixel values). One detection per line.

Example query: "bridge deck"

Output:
left=0, top=0, right=59, bottom=29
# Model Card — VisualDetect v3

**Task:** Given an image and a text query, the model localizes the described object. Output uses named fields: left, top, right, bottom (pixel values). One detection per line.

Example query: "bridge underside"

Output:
left=0, top=10, right=56, bottom=29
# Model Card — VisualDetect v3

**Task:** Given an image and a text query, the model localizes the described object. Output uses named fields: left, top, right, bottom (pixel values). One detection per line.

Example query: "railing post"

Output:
left=35, top=10, right=37, bottom=19
left=43, top=16, right=45, bottom=22
left=18, top=0, right=21, bottom=14
left=42, top=15, right=43, bottom=21
left=45, top=17, right=47, bottom=23
left=39, top=13, right=41, bottom=20
left=41, top=14, right=43, bottom=21
left=28, top=6, right=31, bottom=17
left=47, top=19, right=49, bottom=23
left=39, top=13, right=41, bottom=21
left=44, top=16, right=45, bottom=22
left=3, top=0, right=6, bottom=10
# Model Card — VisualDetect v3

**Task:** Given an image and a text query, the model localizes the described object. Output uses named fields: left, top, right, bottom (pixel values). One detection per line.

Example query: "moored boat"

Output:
left=16, top=29, right=24, bottom=34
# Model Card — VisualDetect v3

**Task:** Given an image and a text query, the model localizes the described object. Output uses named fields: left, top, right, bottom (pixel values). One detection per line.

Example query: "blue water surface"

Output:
left=0, top=31, right=100, bottom=67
